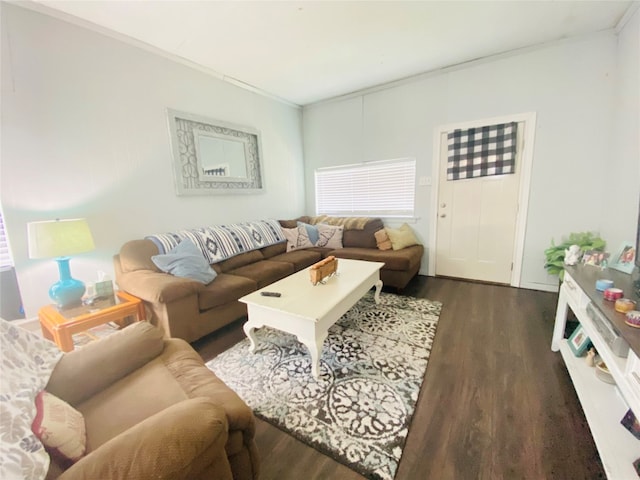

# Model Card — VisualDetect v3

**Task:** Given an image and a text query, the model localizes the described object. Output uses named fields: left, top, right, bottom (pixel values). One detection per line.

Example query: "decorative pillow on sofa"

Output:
left=385, top=223, right=420, bottom=250
left=297, top=221, right=321, bottom=245
left=152, top=239, right=217, bottom=284
left=374, top=229, right=392, bottom=251
left=282, top=224, right=344, bottom=252
left=316, top=224, right=343, bottom=249
left=282, top=227, right=314, bottom=252
left=31, top=391, right=87, bottom=466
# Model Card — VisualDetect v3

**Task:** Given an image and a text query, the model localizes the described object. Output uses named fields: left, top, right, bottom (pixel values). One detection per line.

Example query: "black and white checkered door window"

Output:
left=447, top=122, right=517, bottom=180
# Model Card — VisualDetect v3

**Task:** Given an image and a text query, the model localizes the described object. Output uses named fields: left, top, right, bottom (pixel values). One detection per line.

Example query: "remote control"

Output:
left=260, top=291, right=281, bottom=297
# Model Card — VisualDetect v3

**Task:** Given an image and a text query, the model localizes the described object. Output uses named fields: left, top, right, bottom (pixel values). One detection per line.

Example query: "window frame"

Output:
left=314, top=157, right=417, bottom=220
left=0, top=211, right=13, bottom=272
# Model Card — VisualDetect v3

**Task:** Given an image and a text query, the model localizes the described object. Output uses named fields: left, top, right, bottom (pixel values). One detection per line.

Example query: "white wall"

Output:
left=2, top=4, right=637, bottom=317
left=0, top=4, right=306, bottom=317
left=601, top=8, right=640, bottom=252
left=303, top=31, right=627, bottom=291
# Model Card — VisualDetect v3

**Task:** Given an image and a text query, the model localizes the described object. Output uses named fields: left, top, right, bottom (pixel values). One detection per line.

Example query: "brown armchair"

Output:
left=44, top=321, right=259, bottom=480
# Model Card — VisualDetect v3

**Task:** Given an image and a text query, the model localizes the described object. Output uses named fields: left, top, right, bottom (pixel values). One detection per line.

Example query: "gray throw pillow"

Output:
left=152, top=239, right=217, bottom=284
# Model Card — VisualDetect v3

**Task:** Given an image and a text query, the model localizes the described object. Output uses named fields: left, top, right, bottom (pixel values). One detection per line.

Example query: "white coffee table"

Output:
left=239, top=259, right=384, bottom=379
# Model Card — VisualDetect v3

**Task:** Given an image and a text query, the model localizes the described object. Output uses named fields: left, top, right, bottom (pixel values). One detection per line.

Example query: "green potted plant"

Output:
left=544, top=232, right=606, bottom=281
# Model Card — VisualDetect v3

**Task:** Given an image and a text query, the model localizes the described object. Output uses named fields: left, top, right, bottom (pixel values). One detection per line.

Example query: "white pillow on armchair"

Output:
left=0, top=318, right=63, bottom=480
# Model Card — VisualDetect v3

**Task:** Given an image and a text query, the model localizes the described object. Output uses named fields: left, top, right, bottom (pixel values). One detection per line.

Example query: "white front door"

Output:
left=434, top=124, right=523, bottom=284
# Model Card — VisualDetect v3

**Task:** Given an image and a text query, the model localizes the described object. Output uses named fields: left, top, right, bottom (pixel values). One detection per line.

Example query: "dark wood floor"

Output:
left=194, top=276, right=605, bottom=480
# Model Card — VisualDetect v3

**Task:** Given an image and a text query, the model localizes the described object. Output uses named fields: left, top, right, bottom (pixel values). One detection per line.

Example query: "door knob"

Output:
left=440, top=214, right=446, bottom=218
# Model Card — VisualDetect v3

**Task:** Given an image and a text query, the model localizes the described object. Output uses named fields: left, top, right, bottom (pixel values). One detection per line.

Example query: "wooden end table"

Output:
left=38, top=291, right=146, bottom=352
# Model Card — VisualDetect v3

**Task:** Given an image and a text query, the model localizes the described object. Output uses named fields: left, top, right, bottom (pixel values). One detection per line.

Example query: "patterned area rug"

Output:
left=207, top=292, right=442, bottom=480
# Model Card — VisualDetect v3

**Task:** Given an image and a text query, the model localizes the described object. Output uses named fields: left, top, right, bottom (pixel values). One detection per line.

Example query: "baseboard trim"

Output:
left=519, top=281, right=559, bottom=293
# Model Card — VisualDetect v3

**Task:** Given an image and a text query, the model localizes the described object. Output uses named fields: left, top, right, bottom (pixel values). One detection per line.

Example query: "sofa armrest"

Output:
left=116, top=269, right=203, bottom=303
left=161, top=338, right=256, bottom=437
left=58, top=398, right=233, bottom=480
left=46, top=322, right=165, bottom=405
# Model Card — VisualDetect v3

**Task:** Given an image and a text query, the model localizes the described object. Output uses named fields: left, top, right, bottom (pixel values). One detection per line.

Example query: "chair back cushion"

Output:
left=47, top=322, right=164, bottom=405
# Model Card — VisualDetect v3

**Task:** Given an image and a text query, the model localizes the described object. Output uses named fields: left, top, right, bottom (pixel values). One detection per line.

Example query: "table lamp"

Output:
left=27, top=218, right=95, bottom=308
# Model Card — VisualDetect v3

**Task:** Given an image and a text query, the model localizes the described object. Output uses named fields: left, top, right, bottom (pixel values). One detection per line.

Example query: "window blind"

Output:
left=0, top=211, right=13, bottom=271
left=315, top=158, right=416, bottom=218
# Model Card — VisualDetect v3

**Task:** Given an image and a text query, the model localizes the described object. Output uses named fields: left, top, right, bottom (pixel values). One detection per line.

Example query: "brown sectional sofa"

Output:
left=114, top=216, right=423, bottom=343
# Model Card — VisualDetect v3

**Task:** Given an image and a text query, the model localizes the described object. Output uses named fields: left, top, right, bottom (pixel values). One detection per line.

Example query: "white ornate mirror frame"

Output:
left=167, top=109, right=264, bottom=195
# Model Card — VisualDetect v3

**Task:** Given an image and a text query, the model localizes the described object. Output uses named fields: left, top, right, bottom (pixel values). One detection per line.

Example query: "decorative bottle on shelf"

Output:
left=585, top=348, right=596, bottom=367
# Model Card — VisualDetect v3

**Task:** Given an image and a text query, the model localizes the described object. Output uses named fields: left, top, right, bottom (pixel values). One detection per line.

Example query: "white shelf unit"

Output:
left=559, top=341, right=639, bottom=478
left=552, top=270, right=640, bottom=479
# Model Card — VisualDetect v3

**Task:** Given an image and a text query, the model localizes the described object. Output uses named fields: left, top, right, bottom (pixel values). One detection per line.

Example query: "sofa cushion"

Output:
left=227, top=260, right=294, bottom=289
left=47, top=322, right=165, bottom=406
left=68, top=398, right=231, bottom=480
left=279, top=217, right=311, bottom=229
left=386, top=223, right=420, bottom=250
left=152, top=239, right=218, bottom=285
left=77, top=354, right=190, bottom=452
left=269, top=250, right=323, bottom=271
left=160, top=339, right=256, bottom=441
left=306, top=246, right=335, bottom=258
left=342, top=218, right=384, bottom=248
left=260, top=242, right=287, bottom=259
left=213, top=250, right=264, bottom=274
left=197, top=273, right=257, bottom=311
left=330, top=245, right=423, bottom=271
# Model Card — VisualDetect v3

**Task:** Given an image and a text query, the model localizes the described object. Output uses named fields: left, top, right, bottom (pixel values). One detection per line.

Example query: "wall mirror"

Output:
left=167, top=109, right=264, bottom=195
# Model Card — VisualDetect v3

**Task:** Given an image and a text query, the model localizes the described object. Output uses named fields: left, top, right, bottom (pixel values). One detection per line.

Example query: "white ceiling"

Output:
left=29, top=0, right=635, bottom=106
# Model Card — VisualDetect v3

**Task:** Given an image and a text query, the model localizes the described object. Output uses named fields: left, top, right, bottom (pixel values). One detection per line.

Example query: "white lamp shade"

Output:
left=27, top=218, right=95, bottom=259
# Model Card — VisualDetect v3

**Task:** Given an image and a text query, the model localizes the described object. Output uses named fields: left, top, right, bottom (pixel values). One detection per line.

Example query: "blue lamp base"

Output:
left=50, top=257, right=86, bottom=309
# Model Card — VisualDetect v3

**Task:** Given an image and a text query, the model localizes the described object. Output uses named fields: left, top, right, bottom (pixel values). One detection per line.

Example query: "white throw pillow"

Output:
left=282, top=226, right=314, bottom=252
left=31, top=391, right=87, bottom=465
left=316, top=224, right=344, bottom=249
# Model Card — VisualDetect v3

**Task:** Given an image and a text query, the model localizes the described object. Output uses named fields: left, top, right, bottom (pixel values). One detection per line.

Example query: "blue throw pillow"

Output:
left=152, top=239, right=217, bottom=284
